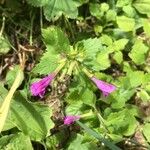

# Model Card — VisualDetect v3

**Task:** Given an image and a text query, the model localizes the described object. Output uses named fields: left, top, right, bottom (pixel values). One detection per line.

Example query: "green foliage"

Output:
left=0, top=133, right=33, bottom=150
left=116, top=16, right=135, bottom=32
left=0, top=35, right=11, bottom=55
left=33, top=27, right=70, bottom=75
left=143, top=123, right=150, bottom=142
left=6, top=65, right=21, bottom=88
left=67, top=134, right=98, bottom=150
left=0, top=86, right=54, bottom=141
left=133, top=0, right=150, bottom=16
left=26, top=0, right=85, bottom=20
left=1, top=0, right=150, bottom=149
left=129, top=40, right=149, bottom=65
left=105, top=108, right=138, bottom=137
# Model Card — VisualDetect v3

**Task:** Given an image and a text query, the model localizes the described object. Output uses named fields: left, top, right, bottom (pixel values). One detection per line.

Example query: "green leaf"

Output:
left=133, top=0, right=150, bottom=16
left=67, top=134, right=98, bottom=150
left=33, top=27, right=70, bottom=75
left=89, top=3, right=102, bottom=18
left=32, top=49, right=59, bottom=75
left=137, top=90, right=150, bottom=102
left=6, top=65, right=21, bottom=88
left=77, top=121, right=122, bottom=150
left=142, top=19, right=150, bottom=37
left=0, top=133, right=33, bottom=150
left=143, top=123, right=150, bottom=142
left=65, top=101, right=84, bottom=115
left=78, top=38, right=104, bottom=71
left=0, top=84, right=16, bottom=131
left=3, top=92, right=54, bottom=141
left=129, top=40, right=149, bottom=65
left=106, top=10, right=117, bottom=22
left=128, top=71, right=144, bottom=87
left=123, top=5, right=136, bottom=17
left=116, top=16, right=135, bottom=31
left=26, top=0, right=48, bottom=7
left=113, top=51, right=123, bottom=64
left=0, top=35, right=11, bottom=55
left=44, top=0, right=82, bottom=20
left=113, top=39, right=129, bottom=51
left=96, top=50, right=111, bottom=70
left=105, top=109, right=137, bottom=136
left=116, top=0, right=132, bottom=7
left=42, top=27, right=70, bottom=53
left=100, top=34, right=113, bottom=46
left=81, top=88, right=96, bottom=107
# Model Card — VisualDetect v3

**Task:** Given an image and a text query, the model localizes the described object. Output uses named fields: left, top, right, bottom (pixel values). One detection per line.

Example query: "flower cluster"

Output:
left=30, top=62, right=116, bottom=125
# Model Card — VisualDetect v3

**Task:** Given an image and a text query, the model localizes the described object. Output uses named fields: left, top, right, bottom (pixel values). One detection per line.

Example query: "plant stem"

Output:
left=54, top=59, right=66, bottom=75
left=80, top=110, right=93, bottom=118
left=82, top=67, right=93, bottom=78
left=29, top=13, right=35, bottom=46
left=59, top=68, right=67, bottom=81
left=40, top=7, right=43, bottom=30
left=0, top=15, right=5, bottom=36
left=94, top=107, right=110, bottom=134
left=67, top=61, right=76, bottom=76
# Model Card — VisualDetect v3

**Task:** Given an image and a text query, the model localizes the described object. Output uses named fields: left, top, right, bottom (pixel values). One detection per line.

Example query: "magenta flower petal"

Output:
left=30, top=73, right=55, bottom=98
left=91, top=77, right=116, bottom=96
left=64, top=116, right=80, bottom=125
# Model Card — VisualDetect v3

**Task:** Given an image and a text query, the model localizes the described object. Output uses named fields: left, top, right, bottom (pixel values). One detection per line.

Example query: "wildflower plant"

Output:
left=1, top=0, right=150, bottom=149
left=30, top=26, right=118, bottom=138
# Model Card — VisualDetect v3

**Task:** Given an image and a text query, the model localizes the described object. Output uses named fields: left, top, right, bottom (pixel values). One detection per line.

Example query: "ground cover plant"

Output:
left=0, top=0, right=150, bottom=149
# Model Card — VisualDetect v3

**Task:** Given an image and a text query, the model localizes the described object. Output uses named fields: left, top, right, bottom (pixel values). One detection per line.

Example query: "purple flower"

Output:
left=30, top=73, right=55, bottom=98
left=91, top=77, right=116, bottom=96
left=64, top=116, right=80, bottom=125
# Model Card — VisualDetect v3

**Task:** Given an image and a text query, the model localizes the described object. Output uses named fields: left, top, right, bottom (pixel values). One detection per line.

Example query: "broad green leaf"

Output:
left=143, top=123, right=150, bottom=142
left=100, top=3, right=109, bottom=12
left=67, top=134, right=98, bottom=150
left=33, top=27, right=69, bottom=75
left=96, top=51, right=111, bottom=70
left=42, top=27, right=70, bottom=53
left=133, top=0, right=150, bottom=16
left=106, top=10, right=116, bottom=22
left=7, top=92, right=54, bottom=141
left=116, top=16, right=135, bottom=31
left=123, top=5, right=136, bottom=17
left=89, top=3, right=102, bottom=18
left=113, top=39, right=129, bottom=51
left=113, top=51, right=123, bottom=64
left=128, top=71, right=144, bottom=87
left=81, top=88, right=96, bottom=107
left=0, top=35, right=11, bottom=55
left=77, top=121, right=122, bottom=150
left=65, top=101, right=84, bottom=115
left=116, top=0, right=132, bottom=7
left=44, top=0, right=82, bottom=20
left=0, top=133, right=33, bottom=150
left=129, top=40, right=149, bottom=65
left=100, top=34, right=113, bottom=46
left=137, top=90, right=150, bottom=102
left=26, top=0, right=48, bottom=6
left=6, top=65, right=21, bottom=88
left=0, top=68, right=24, bottom=132
left=105, top=109, right=137, bottom=136
left=142, top=19, right=150, bottom=37
left=32, top=49, right=59, bottom=75
left=0, top=84, right=16, bottom=131
left=78, top=38, right=104, bottom=71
